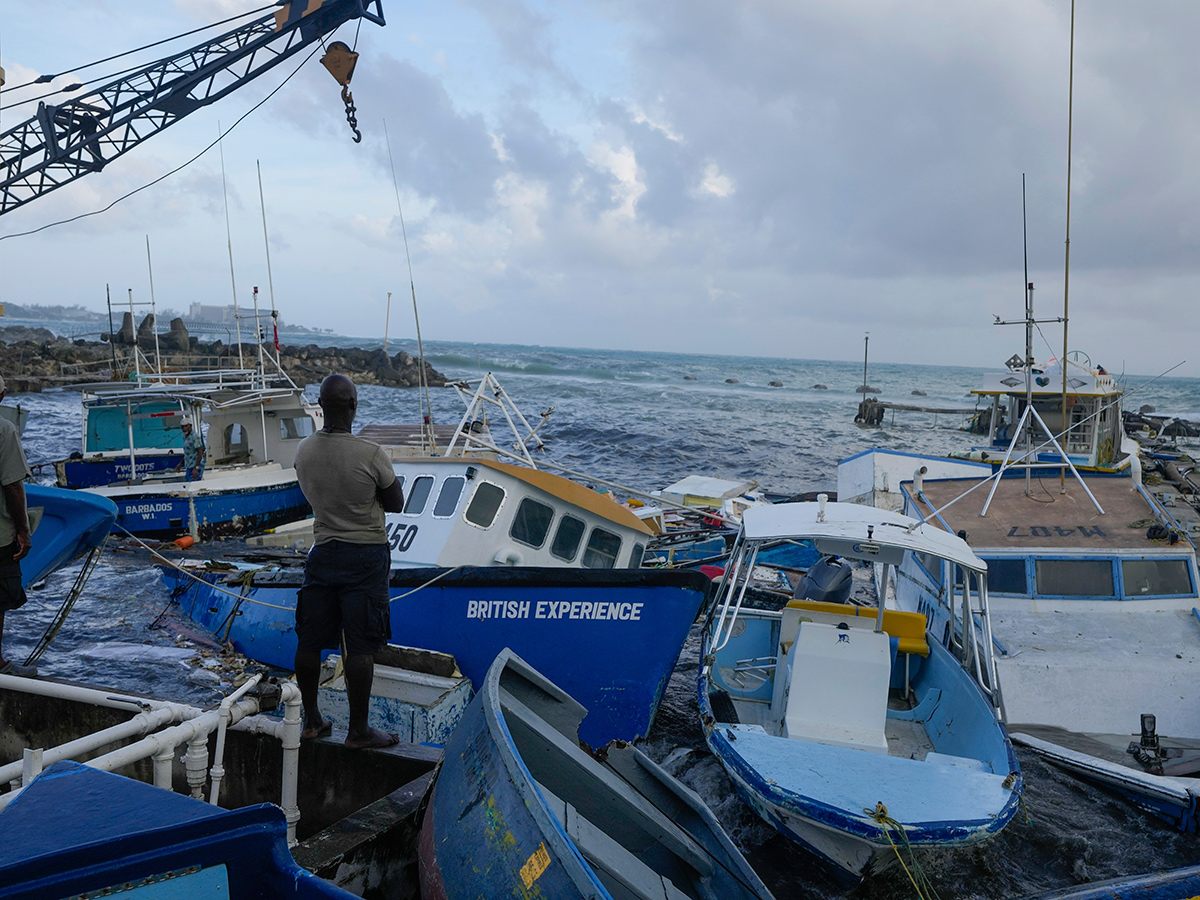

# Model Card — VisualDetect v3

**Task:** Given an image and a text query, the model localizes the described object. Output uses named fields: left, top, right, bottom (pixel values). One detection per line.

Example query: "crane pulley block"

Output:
left=320, top=41, right=359, bottom=86
left=320, top=41, right=363, bottom=143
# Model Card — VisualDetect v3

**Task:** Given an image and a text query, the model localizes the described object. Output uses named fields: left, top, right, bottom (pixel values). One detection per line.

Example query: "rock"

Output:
left=725, top=378, right=739, bottom=384
left=163, top=318, right=190, bottom=352
left=768, top=381, right=783, bottom=387
left=1141, top=404, right=1156, bottom=414
left=683, top=375, right=697, bottom=381
left=911, top=390, right=927, bottom=396
left=811, top=384, right=828, bottom=390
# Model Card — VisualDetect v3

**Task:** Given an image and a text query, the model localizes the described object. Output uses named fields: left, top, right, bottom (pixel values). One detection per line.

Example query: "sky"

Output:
left=1, top=0, right=1198, bottom=377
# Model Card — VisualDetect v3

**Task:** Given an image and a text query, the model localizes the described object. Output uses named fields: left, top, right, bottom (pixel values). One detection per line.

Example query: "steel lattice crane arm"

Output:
left=0, top=0, right=384, bottom=216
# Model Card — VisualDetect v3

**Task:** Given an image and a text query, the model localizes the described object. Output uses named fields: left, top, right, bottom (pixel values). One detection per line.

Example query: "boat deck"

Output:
left=911, top=474, right=1171, bottom=552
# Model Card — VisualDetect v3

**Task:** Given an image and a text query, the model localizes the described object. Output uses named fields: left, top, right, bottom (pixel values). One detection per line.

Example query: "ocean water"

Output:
left=9, top=337, right=1200, bottom=898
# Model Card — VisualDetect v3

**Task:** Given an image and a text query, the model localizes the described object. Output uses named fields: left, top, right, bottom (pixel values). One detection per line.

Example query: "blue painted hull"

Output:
left=1022, top=865, right=1200, bottom=900
left=23, top=486, right=117, bottom=588
left=0, top=761, right=355, bottom=900
left=700, top=619, right=1022, bottom=879
left=106, top=481, right=310, bottom=540
left=418, top=649, right=773, bottom=900
left=55, top=452, right=182, bottom=489
left=162, top=565, right=711, bottom=746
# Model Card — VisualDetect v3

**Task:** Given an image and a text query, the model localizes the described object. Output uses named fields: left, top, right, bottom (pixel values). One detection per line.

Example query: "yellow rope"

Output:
left=864, top=802, right=941, bottom=900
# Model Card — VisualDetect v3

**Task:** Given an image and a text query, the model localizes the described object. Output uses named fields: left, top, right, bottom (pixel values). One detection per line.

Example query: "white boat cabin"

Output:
left=385, top=458, right=653, bottom=569
left=968, top=354, right=1126, bottom=470
left=202, top=388, right=322, bottom=471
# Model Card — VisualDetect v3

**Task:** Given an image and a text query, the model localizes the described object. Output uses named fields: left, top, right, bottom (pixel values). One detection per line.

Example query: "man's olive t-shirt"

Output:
left=0, top=418, right=31, bottom=547
left=294, top=431, right=396, bottom=545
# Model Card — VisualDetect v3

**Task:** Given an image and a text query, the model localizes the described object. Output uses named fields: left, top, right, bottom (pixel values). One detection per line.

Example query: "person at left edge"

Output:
left=0, top=376, right=35, bottom=678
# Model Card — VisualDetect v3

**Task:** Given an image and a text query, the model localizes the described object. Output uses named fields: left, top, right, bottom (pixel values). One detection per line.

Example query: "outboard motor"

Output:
left=793, top=556, right=852, bottom=605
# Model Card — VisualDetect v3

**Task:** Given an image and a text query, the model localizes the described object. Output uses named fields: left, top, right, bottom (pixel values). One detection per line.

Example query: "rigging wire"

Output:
left=0, top=35, right=332, bottom=243
left=384, top=117, right=436, bottom=450
left=0, top=5, right=273, bottom=97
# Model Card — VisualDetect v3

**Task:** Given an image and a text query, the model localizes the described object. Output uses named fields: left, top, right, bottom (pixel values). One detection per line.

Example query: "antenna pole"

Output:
left=219, top=123, right=244, bottom=368
left=861, top=332, right=870, bottom=392
left=256, top=160, right=280, bottom=366
left=385, top=118, right=435, bottom=451
left=1022, top=176, right=1033, bottom=496
left=384, top=291, right=392, bottom=352
left=145, top=235, right=162, bottom=373
left=1060, top=0, right=1076, bottom=492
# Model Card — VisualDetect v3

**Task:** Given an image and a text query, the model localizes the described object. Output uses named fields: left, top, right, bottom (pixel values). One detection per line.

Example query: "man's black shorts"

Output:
left=295, top=540, right=390, bottom=655
left=0, top=541, right=26, bottom=613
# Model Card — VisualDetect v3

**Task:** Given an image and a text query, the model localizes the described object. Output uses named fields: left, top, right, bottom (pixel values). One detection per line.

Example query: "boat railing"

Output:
left=709, top=542, right=762, bottom=657
left=0, top=674, right=305, bottom=843
left=945, top=565, right=1004, bottom=719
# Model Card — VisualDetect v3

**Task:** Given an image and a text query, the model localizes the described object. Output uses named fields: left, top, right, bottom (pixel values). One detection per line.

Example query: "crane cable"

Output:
left=0, top=31, right=333, bottom=243
left=0, top=5, right=274, bottom=101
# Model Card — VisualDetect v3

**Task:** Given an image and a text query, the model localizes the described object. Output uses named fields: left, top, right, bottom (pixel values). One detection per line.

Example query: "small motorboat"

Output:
left=419, top=648, right=775, bottom=900
left=700, top=497, right=1022, bottom=879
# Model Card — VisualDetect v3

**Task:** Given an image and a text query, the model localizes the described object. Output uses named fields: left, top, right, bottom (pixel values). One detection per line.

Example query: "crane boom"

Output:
left=0, top=0, right=384, bottom=216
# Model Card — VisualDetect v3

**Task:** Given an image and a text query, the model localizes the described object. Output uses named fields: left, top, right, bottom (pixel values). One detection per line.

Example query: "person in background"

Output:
left=0, top=376, right=35, bottom=678
left=292, top=374, right=405, bottom=749
left=177, top=420, right=205, bottom=481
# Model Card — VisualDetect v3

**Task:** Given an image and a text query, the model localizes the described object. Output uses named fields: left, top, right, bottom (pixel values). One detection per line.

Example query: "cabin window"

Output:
left=404, top=476, right=434, bottom=515
left=510, top=498, right=554, bottom=549
left=1121, top=558, right=1193, bottom=597
left=551, top=515, right=585, bottom=561
left=433, top=477, right=466, bottom=517
left=465, top=482, right=505, bottom=528
left=279, top=415, right=314, bottom=440
left=628, top=543, right=645, bottom=569
left=914, top=551, right=943, bottom=586
left=582, top=528, right=621, bottom=569
left=1035, top=558, right=1115, bottom=598
left=980, top=558, right=1028, bottom=594
left=224, top=423, right=248, bottom=457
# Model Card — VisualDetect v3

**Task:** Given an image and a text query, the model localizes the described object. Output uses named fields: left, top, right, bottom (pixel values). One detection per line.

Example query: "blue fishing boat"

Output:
left=701, top=497, right=1021, bottom=879
left=54, top=387, right=195, bottom=488
left=23, top=485, right=117, bottom=587
left=84, top=372, right=321, bottom=541
left=419, top=648, right=775, bottom=900
left=164, top=564, right=710, bottom=747
left=0, top=760, right=356, bottom=900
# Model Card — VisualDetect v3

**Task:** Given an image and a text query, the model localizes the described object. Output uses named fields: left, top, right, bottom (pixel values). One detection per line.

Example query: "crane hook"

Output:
left=320, top=41, right=362, bottom=143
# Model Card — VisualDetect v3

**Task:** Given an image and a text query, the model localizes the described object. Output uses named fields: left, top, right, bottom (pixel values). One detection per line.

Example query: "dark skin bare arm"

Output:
left=2, top=481, right=30, bottom=560
left=379, top=477, right=405, bottom=513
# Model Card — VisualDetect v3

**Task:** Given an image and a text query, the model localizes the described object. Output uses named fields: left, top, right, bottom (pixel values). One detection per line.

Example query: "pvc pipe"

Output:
left=82, top=698, right=260, bottom=781
left=0, top=673, right=192, bottom=713
left=0, top=705, right=193, bottom=786
left=278, top=682, right=303, bottom=844
left=22, top=749, right=42, bottom=786
left=208, top=673, right=263, bottom=805
left=1130, top=452, right=1143, bottom=489
left=913, top=465, right=927, bottom=495
left=185, top=734, right=209, bottom=799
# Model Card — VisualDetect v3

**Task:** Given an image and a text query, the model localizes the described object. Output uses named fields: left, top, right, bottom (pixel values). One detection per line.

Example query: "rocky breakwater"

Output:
left=0, top=321, right=447, bottom=392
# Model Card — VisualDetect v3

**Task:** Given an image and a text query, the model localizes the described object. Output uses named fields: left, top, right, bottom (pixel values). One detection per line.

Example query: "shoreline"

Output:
left=0, top=323, right=448, bottom=393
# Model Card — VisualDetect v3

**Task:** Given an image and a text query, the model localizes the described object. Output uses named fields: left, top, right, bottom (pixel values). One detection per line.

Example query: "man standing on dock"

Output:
left=0, top=377, right=35, bottom=678
left=293, top=374, right=405, bottom=749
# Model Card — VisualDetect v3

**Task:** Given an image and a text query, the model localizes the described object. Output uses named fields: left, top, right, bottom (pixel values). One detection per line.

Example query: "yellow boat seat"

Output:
left=783, top=599, right=929, bottom=658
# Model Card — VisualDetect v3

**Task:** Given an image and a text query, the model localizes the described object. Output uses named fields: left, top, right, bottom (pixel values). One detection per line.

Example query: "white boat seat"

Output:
left=783, top=621, right=891, bottom=754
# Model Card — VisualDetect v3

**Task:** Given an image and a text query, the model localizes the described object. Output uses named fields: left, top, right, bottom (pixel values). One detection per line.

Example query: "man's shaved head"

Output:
left=319, top=374, right=357, bottom=410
